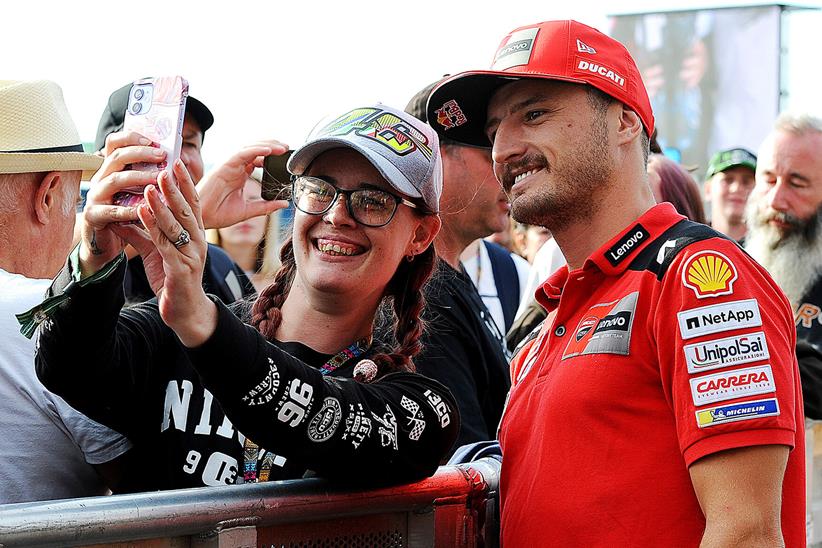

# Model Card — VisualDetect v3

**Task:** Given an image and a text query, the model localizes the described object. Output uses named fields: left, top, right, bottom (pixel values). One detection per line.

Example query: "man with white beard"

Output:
left=745, top=112, right=822, bottom=418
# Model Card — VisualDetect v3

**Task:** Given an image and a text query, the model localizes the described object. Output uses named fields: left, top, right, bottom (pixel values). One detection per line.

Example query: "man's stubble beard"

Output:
left=510, top=116, right=612, bottom=231
left=744, top=198, right=822, bottom=309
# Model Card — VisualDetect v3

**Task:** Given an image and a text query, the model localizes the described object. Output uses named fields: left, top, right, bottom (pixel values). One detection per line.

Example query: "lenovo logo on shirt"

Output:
left=678, top=299, right=762, bottom=340
left=605, top=224, right=650, bottom=266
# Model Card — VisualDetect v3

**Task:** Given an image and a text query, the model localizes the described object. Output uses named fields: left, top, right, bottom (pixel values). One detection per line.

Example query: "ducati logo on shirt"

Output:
left=682, top=250, right=738, bottom=299
left=563, top=291, right=638, bottom=360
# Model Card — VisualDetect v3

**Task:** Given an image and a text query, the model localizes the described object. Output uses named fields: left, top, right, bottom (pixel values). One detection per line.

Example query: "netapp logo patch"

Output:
left=678, top=299, right=762, bottom=340
left=605, top=224, right=650, bottom=266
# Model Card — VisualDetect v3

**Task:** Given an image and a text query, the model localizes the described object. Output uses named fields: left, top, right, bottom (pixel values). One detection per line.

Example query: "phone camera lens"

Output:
left=132, top=102, right=142, bottom=114
left=134, top=88, right=145, bottom=100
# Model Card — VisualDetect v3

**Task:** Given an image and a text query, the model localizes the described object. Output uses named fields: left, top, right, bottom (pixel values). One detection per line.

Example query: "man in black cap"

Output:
left=404, top=80, right=512, bottom=451
left=703, top=147, right=756, bottom=241
left=94, top=82, right=255, bottom=304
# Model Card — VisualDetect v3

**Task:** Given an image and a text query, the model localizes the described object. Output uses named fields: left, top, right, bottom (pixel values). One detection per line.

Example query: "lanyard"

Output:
left=243, top=337, right=371, bottom=483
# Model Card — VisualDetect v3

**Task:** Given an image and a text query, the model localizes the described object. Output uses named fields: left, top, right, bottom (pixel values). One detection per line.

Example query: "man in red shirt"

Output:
left=426, top=20, right=805, bottom=546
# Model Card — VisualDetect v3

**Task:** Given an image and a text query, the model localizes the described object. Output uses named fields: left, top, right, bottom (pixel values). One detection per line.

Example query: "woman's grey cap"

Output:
left=287, top=103, right=442, bottom=213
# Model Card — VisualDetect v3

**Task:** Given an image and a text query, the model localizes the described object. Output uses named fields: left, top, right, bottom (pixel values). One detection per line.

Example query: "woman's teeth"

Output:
left=318, top=241, right=358, bottom=256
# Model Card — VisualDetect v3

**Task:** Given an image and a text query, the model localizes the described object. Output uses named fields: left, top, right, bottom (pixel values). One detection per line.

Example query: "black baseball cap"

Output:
left=94, top=81, right=214, bottom=151
left=406, top=76, right=489, bottom=149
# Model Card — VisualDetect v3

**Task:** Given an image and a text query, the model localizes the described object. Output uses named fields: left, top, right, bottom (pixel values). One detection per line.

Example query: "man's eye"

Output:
left=525, top=110, right=545, bottom=122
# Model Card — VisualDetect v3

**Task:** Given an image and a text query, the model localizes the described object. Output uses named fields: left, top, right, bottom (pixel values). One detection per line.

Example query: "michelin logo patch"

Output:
left=696, top=398, right=779, bottom=428
left=684, top=331, right=770, bottom=374
left=492, top=27, right=539, bottom=71
left=689, top=365, right=776, bottom=406
left=678, top=299, right=762, bottom=340
left=563, top=291, right=638, bottom=359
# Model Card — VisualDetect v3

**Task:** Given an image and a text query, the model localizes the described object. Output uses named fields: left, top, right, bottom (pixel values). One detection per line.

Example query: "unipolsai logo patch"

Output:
left=562, top=291, right=638, bottom=360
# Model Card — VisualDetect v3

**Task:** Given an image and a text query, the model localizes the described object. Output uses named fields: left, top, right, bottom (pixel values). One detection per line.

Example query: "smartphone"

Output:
left=261, top=150, right=294, bottom=201
left=113, top=76, right=189, bottom=207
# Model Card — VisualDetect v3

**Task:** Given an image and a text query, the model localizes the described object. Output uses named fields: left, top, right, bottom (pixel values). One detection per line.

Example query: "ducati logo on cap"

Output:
left=435, top=100, right=468, bottom=131
left=576, top=39, right=596, bottom=54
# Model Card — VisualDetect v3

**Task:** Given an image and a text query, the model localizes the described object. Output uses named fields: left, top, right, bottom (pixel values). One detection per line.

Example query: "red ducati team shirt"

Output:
left=499, top=203, right=805, bottom=547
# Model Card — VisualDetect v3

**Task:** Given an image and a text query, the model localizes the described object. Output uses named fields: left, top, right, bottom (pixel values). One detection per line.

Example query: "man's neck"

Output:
left=0, top=226, right=59, bottom=279
left=712, top=217, right=747, bottom=241
left=276, top=278, right=379, bottom=354
left=435, top=224, right=475, bottom=269
left=554, top=186, right=656, bottom=271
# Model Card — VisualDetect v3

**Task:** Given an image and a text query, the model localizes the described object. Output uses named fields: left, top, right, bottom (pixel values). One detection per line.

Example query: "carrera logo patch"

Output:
left=689, top=365, right=776, bottom=406
left=678, top=299, right=762, bottom=340
left=491, top=27, right=540, bottom=71
left=684, top=331, right=770, bottom=374
left=605, top=224, right=650, bottom=266
left=683, top=250, right=738, bottom=299
left=696, top=398, right=779, bottom=428
left=575, top=58, right=626, bottom=87
left=563, top=291, right=638, bottom=360
left=435, top=99, right=468, bottom=131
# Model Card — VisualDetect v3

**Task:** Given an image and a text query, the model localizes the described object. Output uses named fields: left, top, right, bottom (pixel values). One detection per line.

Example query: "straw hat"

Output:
left=0, top=80, right=102, bottom=179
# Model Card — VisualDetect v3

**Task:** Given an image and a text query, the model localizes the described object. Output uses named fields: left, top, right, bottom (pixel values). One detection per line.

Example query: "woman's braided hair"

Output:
left=250, top=213, right=436, bottom=379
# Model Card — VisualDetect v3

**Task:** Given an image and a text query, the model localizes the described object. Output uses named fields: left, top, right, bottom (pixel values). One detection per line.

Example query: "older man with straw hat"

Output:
left=0, top=79, right=132, bottom=503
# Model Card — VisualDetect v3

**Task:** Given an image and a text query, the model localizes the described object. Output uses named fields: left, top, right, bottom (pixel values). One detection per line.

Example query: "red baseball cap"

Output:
left=426, top=20, right=654, bottom=147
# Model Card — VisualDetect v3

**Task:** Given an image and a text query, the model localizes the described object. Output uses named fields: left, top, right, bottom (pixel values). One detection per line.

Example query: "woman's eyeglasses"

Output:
left=292, top=176, right=417, bottom=227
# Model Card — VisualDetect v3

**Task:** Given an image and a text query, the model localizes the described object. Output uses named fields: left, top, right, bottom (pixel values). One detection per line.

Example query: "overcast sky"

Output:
left=6, top=0, right=821, bottom=164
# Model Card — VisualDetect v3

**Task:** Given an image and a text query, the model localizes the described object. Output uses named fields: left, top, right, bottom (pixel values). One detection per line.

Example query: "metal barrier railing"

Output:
left=0, top=457, right=500, bottom=548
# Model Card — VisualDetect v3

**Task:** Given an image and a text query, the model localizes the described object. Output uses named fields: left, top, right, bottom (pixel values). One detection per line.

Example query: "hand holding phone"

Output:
left=113, top=76, right=188, bottom=207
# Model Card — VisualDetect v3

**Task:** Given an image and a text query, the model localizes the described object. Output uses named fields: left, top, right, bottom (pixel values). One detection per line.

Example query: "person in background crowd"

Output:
left=28, top=102, right=457, bottom=493
left=206, top=173, right=281, bottom=292
left=704, top=147, right=756, bottom=241
left=404, top=81, right=512, bottom=450
left=511, top=222, right=552, bottom=264
left=0, top=80, right=131, bottom=503
left=484, top=216, right=517, bottom=253
left=648, top=153, right=707, bottom=224
left=427, top=19, right=804, bottom=546
left=745, top=113, right=822, bottom=419
left=95, top=82, right=256, bottom=305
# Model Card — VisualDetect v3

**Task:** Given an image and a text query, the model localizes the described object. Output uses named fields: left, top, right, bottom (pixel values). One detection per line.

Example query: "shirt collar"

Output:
left=535, top=203, right=685, bottom=307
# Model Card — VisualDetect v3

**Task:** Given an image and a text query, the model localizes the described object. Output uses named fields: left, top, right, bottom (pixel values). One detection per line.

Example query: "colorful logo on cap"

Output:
left=434, top=100, right=468, bottom=131
left=318, top=107, right=432, bottom=159
left=682, top=250, right=738, bottom=299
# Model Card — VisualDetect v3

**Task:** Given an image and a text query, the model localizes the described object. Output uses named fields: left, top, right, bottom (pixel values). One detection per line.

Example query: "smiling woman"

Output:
left=30, top=103, right=457, bottom=494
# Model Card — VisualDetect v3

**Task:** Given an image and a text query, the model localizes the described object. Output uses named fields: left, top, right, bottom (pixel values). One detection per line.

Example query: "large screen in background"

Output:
left=609, top=6, right=781, bottom=177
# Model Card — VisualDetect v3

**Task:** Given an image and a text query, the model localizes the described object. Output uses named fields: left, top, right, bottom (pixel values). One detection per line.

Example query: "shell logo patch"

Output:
left=682, top=250, right=738, bottom=299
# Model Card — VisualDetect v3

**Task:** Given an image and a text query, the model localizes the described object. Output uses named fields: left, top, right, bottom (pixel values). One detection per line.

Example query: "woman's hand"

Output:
left=197, top=140, right=290, bottom=229
left=136, top=159, right=217, bottom=347
left=79, top=131, right=166, bottom=276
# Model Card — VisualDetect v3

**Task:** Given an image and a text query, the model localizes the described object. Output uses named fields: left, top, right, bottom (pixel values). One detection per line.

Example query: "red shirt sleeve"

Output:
left=652, top=237, right=800, bottom=466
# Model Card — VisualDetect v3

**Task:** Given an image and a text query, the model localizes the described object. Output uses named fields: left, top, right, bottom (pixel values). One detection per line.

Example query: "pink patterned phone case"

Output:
left=114, top=76, right=189, bottom=207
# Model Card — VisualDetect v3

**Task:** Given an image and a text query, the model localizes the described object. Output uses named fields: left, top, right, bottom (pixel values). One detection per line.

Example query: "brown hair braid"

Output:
left=250, top=238, right=296, bottom=340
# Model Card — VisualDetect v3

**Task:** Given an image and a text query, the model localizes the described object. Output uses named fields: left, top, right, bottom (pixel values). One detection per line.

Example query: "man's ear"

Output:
left=407, top=214, right=442, bottom=257
left=33, top=171, right=63, bottom=225
left=703, top=177, right=713, bottom=200
left=615, top=105, right=643, bottom=148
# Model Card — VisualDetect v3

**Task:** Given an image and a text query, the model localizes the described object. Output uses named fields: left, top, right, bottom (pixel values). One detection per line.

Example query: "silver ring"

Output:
left=172, top=229, right=191, bottom=249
